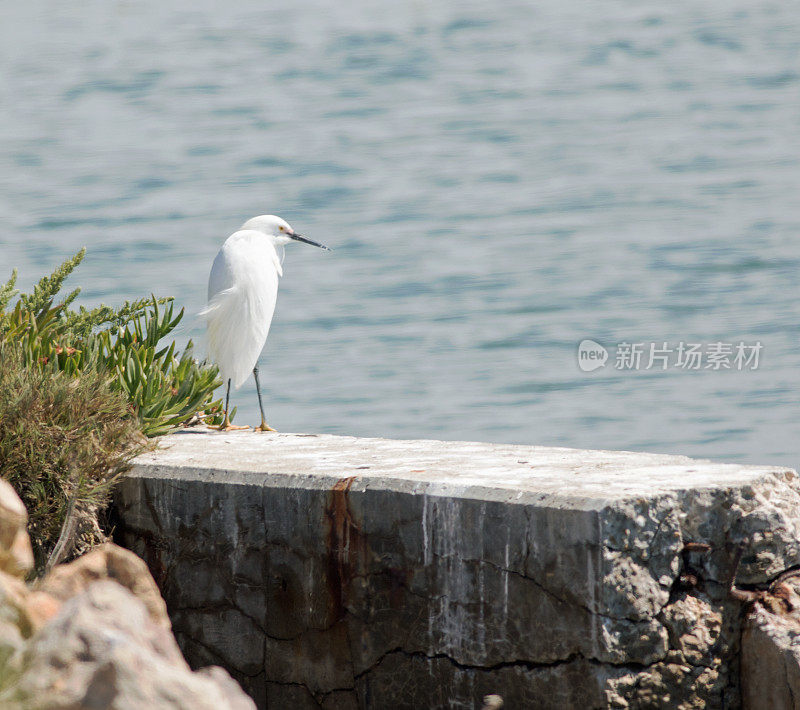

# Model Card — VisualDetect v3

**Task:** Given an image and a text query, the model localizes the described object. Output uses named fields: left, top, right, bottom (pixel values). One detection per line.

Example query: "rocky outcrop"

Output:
left=741, top=605, right=800, bottom=709
left=740, top=573, right=800, bottom=709
left=15, top=581, right=254, bottom=710
left=0, top=480, right=34, bottom=579
left=37, top=542, right=170, bottom=628
left=1, top=479, right=46, bottom=687
left=0, top=477, right=255, bottom=710
left=114, top=431, right=800, bottom=709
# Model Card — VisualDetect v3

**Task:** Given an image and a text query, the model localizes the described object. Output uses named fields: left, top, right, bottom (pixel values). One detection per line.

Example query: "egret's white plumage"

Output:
left=202, top=228, right=282, bottom=388
left=200, top=215, right=329, bottom=429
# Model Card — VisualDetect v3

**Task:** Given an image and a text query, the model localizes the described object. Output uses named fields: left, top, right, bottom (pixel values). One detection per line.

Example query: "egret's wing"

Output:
left=207, top=247, right=233, bottom=301
left=200, top=231, right=281, bottom=388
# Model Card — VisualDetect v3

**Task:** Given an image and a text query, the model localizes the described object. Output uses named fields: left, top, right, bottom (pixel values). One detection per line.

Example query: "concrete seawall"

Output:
left=113, top=431, right=800, bottom=709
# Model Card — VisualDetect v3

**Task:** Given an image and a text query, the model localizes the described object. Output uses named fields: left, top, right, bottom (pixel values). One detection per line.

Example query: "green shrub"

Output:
left=0, top=249, right=223, bottom=435
left=0, top=346, right=146, bottom=572
left=0, top=250, right=223, bottom=571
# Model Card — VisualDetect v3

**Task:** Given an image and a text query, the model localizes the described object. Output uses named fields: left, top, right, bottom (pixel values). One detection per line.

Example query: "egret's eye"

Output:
left=279, top=226, right=285, bottom=232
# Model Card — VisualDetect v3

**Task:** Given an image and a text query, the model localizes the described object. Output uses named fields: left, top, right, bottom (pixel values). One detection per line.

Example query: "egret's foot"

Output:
left=255, top=420, right=277, bottom=432
left=209, top=415, right=250, bottom=432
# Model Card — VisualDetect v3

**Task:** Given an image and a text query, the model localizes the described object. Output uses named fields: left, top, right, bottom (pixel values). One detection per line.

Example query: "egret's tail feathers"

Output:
left=200, top=286, right=265, bottom=389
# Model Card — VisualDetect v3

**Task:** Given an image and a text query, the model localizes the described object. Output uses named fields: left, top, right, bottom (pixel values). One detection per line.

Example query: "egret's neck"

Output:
left=267, top=239, right=284, bottom=277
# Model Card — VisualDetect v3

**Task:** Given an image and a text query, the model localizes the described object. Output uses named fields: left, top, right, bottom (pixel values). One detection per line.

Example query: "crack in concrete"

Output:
left=352, top=645, right=653, bottom=682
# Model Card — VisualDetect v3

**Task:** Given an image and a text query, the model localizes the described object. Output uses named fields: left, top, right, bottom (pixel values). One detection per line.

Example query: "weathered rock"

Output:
left=0, top=484, right=58, bottom=687
left=37, top=541, right=170, bottom=629
left=741, top=601, right=800, bottom=709
left=15, top=580, right=256, bottom=710
left=0, top=572, right=32, bottom=635
left=0, top=483, right=56, bottom=685
left=0, top=563, right=61, bottom=636
left=0, top=479, right=34, bottom=578
left=22, top=589, right=62, bottom=632
left=661, top=593, right=724, bottom=667
left=0, top=571, right=29, bottom=677
left=0, top=616, right=24, bottom=681
left=115, top=431, right=800, bottom=709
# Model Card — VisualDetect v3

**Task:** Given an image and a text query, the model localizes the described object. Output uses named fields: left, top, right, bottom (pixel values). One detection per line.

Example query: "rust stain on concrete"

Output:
left=325, top=476, right=365, bottom=623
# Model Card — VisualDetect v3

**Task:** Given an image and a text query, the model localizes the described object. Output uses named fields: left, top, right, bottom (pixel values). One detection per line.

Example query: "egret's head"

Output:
left=241, top=214, right=330, bottom=250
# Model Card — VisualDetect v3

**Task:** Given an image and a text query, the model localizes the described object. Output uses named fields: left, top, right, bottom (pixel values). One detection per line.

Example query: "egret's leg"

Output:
left=211, top=378, right=249, bottom=431
left=253, top=365, right=277, bottom=432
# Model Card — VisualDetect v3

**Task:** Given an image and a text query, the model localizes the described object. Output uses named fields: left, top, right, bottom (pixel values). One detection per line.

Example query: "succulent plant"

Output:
left=0, top=249, right=224, bottom=571
left=0, top=249, right=223, bottom=435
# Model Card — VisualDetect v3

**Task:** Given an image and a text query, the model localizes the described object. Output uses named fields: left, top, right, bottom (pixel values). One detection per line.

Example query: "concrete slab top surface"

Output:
left=131, top=430, right=793, bottom=507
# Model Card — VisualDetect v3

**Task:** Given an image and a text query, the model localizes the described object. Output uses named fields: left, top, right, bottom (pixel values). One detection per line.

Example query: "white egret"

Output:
left=200, top=214, right=330, bottom=431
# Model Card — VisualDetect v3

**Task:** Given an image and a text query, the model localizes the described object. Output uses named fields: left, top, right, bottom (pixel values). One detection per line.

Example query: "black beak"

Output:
left=289, top=231, right=331, bottom=251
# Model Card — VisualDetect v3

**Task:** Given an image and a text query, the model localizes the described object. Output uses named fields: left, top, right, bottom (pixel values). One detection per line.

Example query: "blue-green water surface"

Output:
left=1, top=1, right=798, bottom=465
